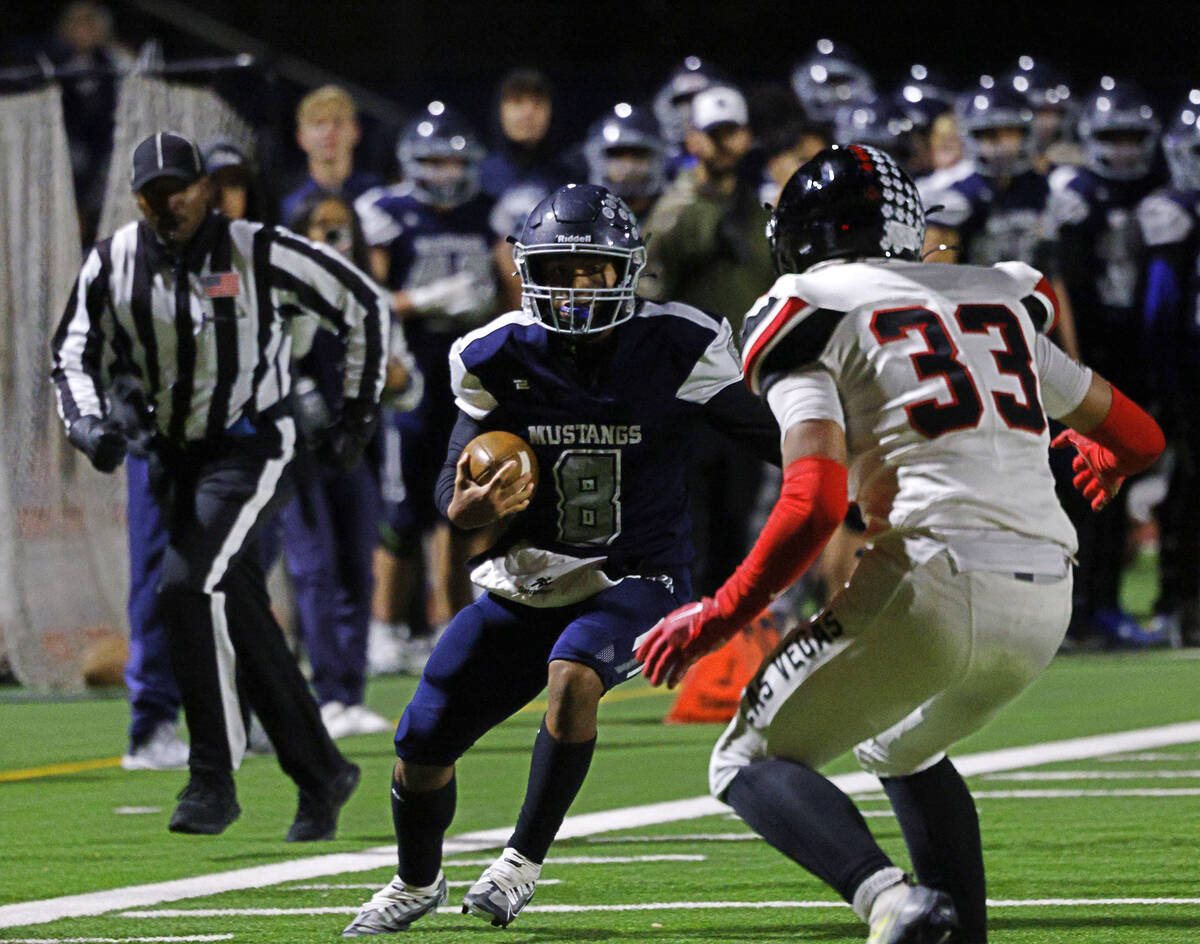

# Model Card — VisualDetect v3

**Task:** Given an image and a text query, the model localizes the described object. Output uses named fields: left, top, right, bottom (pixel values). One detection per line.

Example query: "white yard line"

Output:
left=4, top=937, right=234, bottom=943
left=859, top=787, right=1200, bottom=800
left=442, top=854, right=706, bottom=865
left=983, top=770, right=1200, bottom=780
left=288, top=879, right=562, bottom=890
left=119, top=898, right=1200, bottom=918
left=1098, top=752, right=1200, bottom=762
left=3, top=719, right=1200, bottom=930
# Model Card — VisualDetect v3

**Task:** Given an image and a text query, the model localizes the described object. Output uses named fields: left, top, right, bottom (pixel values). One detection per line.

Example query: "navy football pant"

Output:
left=281, top=460, right=380, bottom=707
left=395, top=571, right=689, bottom=767
left=125, top=454, right=180, bottom=745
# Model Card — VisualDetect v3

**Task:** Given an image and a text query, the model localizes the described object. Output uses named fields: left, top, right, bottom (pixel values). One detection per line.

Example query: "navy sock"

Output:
left=882, top=757, right=986, bottom=943
left=508, top=722, right=596, bottom=864
left=725, top=757, right=894, bottom=902
left=392, top=774, right=456, bottom=887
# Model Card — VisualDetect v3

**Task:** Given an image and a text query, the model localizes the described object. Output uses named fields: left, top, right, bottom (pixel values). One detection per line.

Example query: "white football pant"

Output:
left=709, top=531, right=1072, bottom=798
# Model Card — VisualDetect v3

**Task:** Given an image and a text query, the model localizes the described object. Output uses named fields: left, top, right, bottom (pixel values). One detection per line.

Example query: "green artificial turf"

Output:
left=2, top=645, right=1199, bottom=942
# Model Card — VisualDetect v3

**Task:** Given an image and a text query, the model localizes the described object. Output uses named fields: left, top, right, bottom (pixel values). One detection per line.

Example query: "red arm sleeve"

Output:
left=713, top=454, right=849, bottom=627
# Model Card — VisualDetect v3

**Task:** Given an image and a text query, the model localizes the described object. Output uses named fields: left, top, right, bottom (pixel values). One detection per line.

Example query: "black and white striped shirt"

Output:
left=51, top=212, right=388, bottom=443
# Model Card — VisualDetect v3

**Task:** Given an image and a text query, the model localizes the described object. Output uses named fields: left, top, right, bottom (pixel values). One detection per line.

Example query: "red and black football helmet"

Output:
left=767, top=143, right=925, bottom=275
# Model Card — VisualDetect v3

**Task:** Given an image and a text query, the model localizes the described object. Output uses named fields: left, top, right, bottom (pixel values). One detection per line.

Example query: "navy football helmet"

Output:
left=583, top=103, right=668, bottom=203
left=1163, top=90, right=1200, bottom=192
left=513, top=183, right=647, bottom=336
left=1078, top=77, right=1161, bottom=180
left=767, top=144, right=925, bottom=276
left=652, top=56, right=727, bottom=146
left=834, top=97, right=915, bottom=150
left=956, top=80, right=1035, bottom=177
left=1008, top=56, right=1077, bottom=151
left=896, top=64, right=957, bottom=130
left=396, top=101, right=485, bottom=207
left=790, top=39, right=875, bottom=122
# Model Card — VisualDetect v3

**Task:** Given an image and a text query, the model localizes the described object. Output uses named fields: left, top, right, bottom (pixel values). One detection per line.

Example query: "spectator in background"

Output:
left=202, top=138, right=271, bottom=224
left=479, top=68, right=567, bottom=200
left=1136, top=96, right=1200, bottom=648
left=280, top=85, right=382, bottom=227
left=747, top=82, right=831, bottom=206
left=652, top=56, right=729, bottom=181
left=1047, top=77, right=1167, bottom=648
left=482, top=69, right=570, bottom=311
left=42, top=0, right=133, bottom=246
left=357, top=101, right=503, bottom=676
left=640, top=84, right=775, bottom=600
left=281, top=192, right=418, bottom=737
left=581, top=102, right=669, bottom=219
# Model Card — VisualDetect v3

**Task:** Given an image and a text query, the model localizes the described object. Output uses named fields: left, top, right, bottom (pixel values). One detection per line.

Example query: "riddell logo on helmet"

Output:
left=555, top=234, right=592, bottom=242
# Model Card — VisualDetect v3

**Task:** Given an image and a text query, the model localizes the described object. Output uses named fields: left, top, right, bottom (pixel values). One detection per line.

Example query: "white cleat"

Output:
left=340, top=704, right=394, bottom=736
left=120, top=721, right=188, bottom=771
left=461, top=847, right=541, bottom=928
left=341, top=871, right=447, bottom=936
left=867, top=880, right=958, bottom=944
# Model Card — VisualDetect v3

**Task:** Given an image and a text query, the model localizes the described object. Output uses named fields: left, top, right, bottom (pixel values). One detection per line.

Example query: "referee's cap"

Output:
left=130, top=131, right=205, bottom=192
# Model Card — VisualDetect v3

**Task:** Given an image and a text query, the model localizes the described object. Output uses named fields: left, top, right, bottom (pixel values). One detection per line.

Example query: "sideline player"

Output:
left=638, top=145, right=1164, bottom=943
left=357, top=101, right=503, bottom=672
left=341, top=183, right=780, bottom=935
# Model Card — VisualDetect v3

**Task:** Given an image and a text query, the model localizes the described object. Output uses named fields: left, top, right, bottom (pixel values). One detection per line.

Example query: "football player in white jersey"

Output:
left=638, top=144, right=1165, bottom=944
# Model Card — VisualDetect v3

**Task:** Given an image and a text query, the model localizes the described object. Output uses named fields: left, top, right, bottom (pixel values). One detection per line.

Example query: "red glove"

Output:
left=1050, top=384, right=1164, bottom=512
left=637, top=598, right=747, bottom=689
left=1050, top=429, right=1122, bottom=511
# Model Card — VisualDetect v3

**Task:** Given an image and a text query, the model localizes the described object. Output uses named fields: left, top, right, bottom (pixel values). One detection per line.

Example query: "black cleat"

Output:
left=286, top=761, right=361, bottom=842
left=168, top=768, right=240, bottom=835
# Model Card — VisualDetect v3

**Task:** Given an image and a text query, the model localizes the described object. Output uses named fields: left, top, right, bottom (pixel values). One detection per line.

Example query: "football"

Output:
left=463, top=430, right=539, bottom=492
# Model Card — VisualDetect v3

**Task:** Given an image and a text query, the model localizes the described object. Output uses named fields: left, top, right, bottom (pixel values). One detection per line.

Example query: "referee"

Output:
left=51, top=130, right=388, bottom=840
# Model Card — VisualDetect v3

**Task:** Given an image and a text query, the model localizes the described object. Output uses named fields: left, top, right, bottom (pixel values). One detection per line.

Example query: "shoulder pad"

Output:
left=741, top=283, right=846, bottom=395
left=1046, top=175, right=1090, bottom=228
left=641, top=298, right=723, bottom=331
left=1137, top=191, right=1194, bottom=247
left=925, top=185, right=972, bottom=228
left=355, top=189, right=404, bottom=247
left=993, top=261, right=1060, bottom=334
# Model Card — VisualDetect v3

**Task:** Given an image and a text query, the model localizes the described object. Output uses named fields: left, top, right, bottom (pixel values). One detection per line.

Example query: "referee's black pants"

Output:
left=152, top=416, right=345, bottom=793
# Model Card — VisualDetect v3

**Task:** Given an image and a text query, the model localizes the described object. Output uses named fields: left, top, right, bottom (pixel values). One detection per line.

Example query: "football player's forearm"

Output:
left=712, top=454, right=848, bottom=625
left=1068, top=379, right=1163, bottom=476
left=436, top=412, right=484, bottom=518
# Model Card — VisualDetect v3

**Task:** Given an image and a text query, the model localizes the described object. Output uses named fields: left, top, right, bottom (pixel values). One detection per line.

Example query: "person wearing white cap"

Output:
left=640, top=84, right=776, bottom=607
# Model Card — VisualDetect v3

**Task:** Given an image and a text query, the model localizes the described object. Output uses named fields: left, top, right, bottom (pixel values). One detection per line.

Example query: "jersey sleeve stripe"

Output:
left=743, top=297, right=811, bottom=395
left=745, top=300, right=845, bottom=397
left=1022, top=276, right=1059, bottom=334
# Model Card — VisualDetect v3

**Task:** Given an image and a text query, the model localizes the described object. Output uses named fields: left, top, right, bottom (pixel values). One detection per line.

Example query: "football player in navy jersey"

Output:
left=1047, top=76, right=1166, bottom=647
left=356, top=102, right=505, bottom=671
left=925, top=83, right=1053, bottom=269
left=1136, top=92, right=1200, bottom=647
left=342, top=183, right=780, bottom=935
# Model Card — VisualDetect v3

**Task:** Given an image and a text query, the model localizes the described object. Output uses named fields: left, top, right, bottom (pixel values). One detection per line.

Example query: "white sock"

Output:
left=853, top=866, right=906, bottom=922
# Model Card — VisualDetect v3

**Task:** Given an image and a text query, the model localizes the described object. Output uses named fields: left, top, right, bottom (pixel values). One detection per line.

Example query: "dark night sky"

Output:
left=8, top=0, right=1200, bottom=171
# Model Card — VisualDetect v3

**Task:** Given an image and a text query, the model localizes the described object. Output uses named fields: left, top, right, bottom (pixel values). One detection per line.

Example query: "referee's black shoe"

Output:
left=168, top=768, right=241, bottom=835
left=287, top=761, right=361, bottom=842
